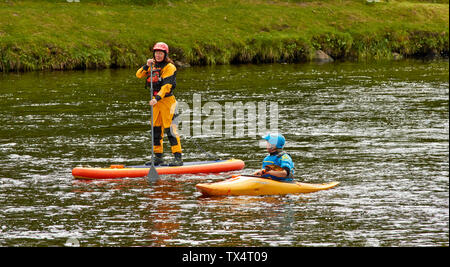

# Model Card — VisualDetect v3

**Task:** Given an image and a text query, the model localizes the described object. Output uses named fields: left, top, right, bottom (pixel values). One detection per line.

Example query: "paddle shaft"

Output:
left=150, top=64, right=155, bottom=165
left=190, top=137, right=221, bottom=161
left=230, top=174, right=295, bottom=183
left=147, top=63, right=160, bottom=182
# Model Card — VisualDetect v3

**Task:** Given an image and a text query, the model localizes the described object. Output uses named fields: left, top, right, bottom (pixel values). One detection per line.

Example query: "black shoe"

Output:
left=145, top=153, right=164, bottom=166
left=169, top=152, right=183, bottom=166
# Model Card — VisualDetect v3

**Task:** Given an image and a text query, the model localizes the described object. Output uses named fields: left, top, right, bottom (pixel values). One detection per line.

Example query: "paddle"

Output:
left=229, top=174, right=295, bottom=183
left=231, top=174, right=269, bottom=179
left=230, top=174, right=265, bottom=178
left=147, top=62, right=160, bottom=183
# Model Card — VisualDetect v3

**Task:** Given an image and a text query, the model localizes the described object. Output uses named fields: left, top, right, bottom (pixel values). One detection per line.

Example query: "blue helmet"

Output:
left=262, top=133, right=285, bottom=149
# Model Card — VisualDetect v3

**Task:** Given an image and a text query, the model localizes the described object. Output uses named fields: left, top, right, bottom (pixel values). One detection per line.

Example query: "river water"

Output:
left=0, top=60, right=448, bottom=247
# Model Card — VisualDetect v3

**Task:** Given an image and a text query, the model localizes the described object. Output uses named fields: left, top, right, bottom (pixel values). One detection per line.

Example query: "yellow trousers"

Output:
left=152, top=95, right=182, bottom=154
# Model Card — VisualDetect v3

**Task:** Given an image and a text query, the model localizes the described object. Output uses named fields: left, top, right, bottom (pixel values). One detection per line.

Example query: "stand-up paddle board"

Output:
left=72, top=159, right=245, bottom=179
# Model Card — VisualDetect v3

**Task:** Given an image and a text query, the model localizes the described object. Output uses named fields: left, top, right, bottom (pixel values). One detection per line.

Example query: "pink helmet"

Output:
left=153, top=42, right=169, bottom=54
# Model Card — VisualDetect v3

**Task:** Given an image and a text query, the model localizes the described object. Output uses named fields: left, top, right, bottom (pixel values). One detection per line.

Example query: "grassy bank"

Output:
left=0, top=0, right=448, bottom=71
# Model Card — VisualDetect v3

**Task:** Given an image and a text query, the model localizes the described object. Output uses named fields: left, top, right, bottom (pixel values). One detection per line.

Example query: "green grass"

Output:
left=0, top=0, right=448, bottom=71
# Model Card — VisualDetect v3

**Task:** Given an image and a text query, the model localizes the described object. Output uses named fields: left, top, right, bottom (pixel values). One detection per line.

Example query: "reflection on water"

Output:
left=0, top=60, right=448, bottom=246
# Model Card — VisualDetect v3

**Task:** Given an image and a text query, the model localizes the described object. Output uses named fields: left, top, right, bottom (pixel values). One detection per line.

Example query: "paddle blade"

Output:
left=147, top=165, right=160, bottom=183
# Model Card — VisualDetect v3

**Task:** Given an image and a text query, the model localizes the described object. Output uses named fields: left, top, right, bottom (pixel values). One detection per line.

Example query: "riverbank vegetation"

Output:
left=0, top=0, right=448, bottom=71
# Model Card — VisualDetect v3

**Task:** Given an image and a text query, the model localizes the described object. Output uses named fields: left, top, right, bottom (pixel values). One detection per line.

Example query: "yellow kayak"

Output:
left=196, top=175, right=339, bottom=196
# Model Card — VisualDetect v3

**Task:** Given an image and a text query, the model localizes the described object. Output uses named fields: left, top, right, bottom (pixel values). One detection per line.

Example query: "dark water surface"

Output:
left=0, top=60, right=448, bottom=246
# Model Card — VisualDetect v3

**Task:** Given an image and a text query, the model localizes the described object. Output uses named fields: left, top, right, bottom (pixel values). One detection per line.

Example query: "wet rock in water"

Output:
left=392, top=52, right=403, bottom=60
left=425, top=49, right=440, bottom=60
left=313, top=50, right=334, bottom=63
left=175, top=60, right=191, bottom=68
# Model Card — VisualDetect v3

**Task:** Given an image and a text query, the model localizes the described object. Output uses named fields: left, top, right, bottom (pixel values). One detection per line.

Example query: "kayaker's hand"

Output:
left=149, top=99, right=158, bottom=106
left=254, top=169, right=266, bottom=176
left=147, top=58, right=154, bottom=67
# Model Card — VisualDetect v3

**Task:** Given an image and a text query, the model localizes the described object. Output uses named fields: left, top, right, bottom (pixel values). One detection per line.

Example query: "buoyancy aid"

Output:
left=144, top=61, right=177, bottom=97
left=262, top=151, right=295, bottom=180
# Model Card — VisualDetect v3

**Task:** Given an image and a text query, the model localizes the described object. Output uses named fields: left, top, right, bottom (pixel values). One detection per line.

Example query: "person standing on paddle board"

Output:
left=136, top=42, right=183, bottom=166
left=253, top=133, right=294, bottom=181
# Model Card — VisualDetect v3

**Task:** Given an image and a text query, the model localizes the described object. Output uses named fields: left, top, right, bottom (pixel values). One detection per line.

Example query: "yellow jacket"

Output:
left=136, top=62, right=177, bottom=101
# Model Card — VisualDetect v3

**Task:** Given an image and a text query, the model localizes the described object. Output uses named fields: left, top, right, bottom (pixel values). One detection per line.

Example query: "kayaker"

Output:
left=136, top=42, right=183, bottom=166
left=253, top=133, right=294, bottom=182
